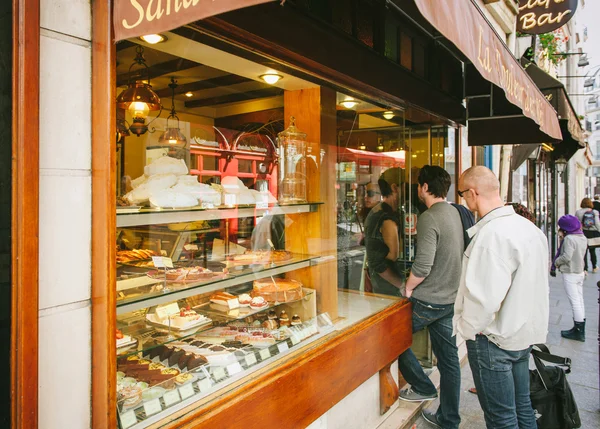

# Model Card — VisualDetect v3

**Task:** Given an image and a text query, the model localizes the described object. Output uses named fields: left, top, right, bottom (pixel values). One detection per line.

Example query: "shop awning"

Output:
left=412, top=0, right=563, bottom=146
left=520, top=58, right=586, bottom=161
left=113, top=0, right=274, bottom=41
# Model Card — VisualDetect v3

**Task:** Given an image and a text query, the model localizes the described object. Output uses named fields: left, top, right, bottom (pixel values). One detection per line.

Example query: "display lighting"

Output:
left=383, top=111, right=394, bottom=120
left=340, top=98, right=359, bottom=109
left=139, top=34, right=167, bottom=44
left=116, top=46, right=162, bottom=136
left=185, top=92, right=194, bottom=97
left=158, top=77, right=187, bottom=147
left=260, top=73, right=283, bottom=85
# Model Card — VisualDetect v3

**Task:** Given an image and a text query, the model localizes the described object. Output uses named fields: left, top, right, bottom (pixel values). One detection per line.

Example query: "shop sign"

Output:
left=114, top=0, right=276, bottom=42
left=413, top=0, right=562, bottom=141
left=517, top=0, right=578, bottom=35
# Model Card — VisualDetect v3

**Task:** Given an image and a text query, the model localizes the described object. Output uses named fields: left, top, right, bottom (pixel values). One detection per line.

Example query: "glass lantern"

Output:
left=277, top=116, right=307, bottom=204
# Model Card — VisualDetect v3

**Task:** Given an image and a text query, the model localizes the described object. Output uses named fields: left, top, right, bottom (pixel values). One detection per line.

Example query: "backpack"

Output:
left=581, top=210, right=595, bottom=229
left=451, top=203, right=476, bottom=250
left=529, top=344, right=581, bottom=429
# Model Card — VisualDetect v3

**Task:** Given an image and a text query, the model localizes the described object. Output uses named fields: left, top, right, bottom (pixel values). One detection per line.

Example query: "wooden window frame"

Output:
left=12, top=0, right=40, bottom=427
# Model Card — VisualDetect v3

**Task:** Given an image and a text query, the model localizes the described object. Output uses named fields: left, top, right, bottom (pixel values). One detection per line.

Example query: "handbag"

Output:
left=587, top=236, right=600, bottom=247
left=529, top=344, right=581, bottom=428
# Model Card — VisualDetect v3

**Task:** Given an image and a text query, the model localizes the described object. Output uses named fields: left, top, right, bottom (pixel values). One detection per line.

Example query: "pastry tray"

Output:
left=145, top=318, right=214, bottom=334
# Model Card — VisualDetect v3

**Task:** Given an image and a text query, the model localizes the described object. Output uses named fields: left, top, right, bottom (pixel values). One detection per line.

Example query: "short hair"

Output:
left=595, top=195, right=600, bottom=201
left=581, top=198, right=593, bottom=209
left=417, top=165, right=451, bottom=199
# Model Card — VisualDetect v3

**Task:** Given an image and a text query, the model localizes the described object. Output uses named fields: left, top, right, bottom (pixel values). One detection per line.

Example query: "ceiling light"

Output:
left=358, top=142, right=366, bottom=151
left=139, top=34, right=167, bottom=44
left=158, top=77, right=187, bottom=147
left=383, top=111, right=394, bottom=120
left=116, top=46, right=162, bottom=137
left=185, top=92, right=193, bottom=98
left=340, top=98, right=359, bottom=109
left=260, top=73, right=283, bottom=85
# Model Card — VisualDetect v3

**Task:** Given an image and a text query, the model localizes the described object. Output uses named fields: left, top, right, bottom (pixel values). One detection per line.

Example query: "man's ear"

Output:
left=421, top=182, right=429, bottom=194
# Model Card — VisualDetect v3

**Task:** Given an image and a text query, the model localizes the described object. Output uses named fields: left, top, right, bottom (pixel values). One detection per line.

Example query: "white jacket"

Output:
left=453, top=206, right=549, bottom=351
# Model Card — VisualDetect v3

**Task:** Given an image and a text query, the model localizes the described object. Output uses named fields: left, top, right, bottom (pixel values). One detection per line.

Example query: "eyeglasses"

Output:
left=457, top=188, right=471, bottom=198
left=366, top=190, right=381, bottom=197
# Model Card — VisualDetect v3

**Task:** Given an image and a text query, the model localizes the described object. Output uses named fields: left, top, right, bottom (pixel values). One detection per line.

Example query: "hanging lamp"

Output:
left=116, top=45, right=162, bottom=136
left=158, top=77, right=187, bottom=147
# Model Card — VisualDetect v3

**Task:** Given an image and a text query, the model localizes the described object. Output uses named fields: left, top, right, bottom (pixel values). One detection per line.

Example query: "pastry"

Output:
left=249, top=296, right=268, bottom=310
left=159, top=346, right=175, bottom=361
left=120, top=385, right=143, bottom=409
left=279, top=311, right=290, bottom=327
left=116, top=249, right=159, bottom=263
left=262, top=319, right=278, bottom=330
left=252, top=278, right=303, bottom=303
left=166, top=269, right=187, bottom=281
left=238, top=293, right=252, bottom=307
left=268, top=310, right=277, bottom=320
left=210, top=292, right=240, bottom=309
left=186, top=354, right=207, bottom=370
left=291, top=315, right=302, bottom=326
left=175, top=373, right=195, bottom=386
left=178, top=352, right=194, bottom=369
left=230, top=250, right=292, bottom=265
left=149, top=362, right=165, bottom=371
left=146, top=308, right=211, bottom=330
left=185, top=266, right=213, bottom=280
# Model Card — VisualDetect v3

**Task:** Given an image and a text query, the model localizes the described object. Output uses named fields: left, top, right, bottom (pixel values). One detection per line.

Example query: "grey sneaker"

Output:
left=421, top=410, right=442, bottom=428
left=399, top=387, right=437, bottom=402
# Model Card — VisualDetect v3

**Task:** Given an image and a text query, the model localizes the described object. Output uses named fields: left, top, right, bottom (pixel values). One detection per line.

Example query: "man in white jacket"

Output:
left=454, top=166, right=549, bottom=429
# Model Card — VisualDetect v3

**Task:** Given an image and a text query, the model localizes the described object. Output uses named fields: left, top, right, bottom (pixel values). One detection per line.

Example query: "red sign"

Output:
left=114, top=0, right=276, bottom=42
left=517, top=0, right=578, bottom=35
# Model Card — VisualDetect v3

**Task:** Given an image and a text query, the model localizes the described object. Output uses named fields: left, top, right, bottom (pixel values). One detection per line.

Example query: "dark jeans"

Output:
left=467, top=335, right=536, bottom=429
left=583, top=230, right=598, bottom=271
left=398, top=298, right=461, bottom=429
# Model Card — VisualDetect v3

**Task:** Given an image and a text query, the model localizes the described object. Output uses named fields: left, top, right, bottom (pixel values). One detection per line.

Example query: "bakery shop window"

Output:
left=114, top=30, right=404, bottom=429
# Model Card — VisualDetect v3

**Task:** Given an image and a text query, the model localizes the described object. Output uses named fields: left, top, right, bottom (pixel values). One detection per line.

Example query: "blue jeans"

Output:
left=398, top=298, right=461, bottom=429
left=467, top=335, right=536, bottom=429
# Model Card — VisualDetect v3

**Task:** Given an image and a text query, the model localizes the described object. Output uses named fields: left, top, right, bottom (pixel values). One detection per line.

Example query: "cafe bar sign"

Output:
left=114, top=0, right=275, bottom=42
left=517, top=0, right=578, bottom=34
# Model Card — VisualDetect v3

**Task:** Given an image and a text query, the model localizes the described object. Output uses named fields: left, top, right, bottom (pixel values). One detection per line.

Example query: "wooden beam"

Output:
left=185, top=87, right=282, bottom=108
left=11, top=0, right=39, bottom=427
left=155, top=74, right=253, bottom=97
left=91, top=0, right=117, bottom=428
left=116, top=58, right=199, bottom=87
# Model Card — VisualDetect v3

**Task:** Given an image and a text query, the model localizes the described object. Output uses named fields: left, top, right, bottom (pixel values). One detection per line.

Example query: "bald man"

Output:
left=454, top=166, right=549, bottom=429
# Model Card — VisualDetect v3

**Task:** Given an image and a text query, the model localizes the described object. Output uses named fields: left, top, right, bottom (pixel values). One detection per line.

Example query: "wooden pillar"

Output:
left=284, top=87, right=338, bottom=320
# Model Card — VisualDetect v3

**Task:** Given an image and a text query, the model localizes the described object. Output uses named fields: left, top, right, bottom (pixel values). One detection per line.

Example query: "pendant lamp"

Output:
left=158, top=78, right=187, bottom=147
left=116, top=45, right=162, bottom=136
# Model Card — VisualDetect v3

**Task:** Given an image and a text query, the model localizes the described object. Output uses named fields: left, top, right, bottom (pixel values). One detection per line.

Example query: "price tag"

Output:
left=143, top=398, right=162, bottom=417
left=277, top=342, right=289, bottom=354
left=290, top=335, right=300, bottom=346
left=244, top=353, right=258, bottom=367
left=162, top=389, right=181, bottom=407
left=119, top=410, right=138, bottom=429
left=213, top=367, right=227, bottom=380
left=184, top=244, right=199, bottom=251
left=198, top=378, right=212, bottom=393
left=226, top=362, right=243, bottom=376
left=151, top=256, right=174, bottom=269
left=256, top=201, right=268, bottom=210
left=259, top=348, right=271, bottom=361
left=179, top=383, right=195, bottom=400
left=155, top=302, right=180, bottom=321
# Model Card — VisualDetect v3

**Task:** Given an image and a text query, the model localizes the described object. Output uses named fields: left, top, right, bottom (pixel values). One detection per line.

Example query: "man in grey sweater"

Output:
left=400, top=165, right=464, bottom=429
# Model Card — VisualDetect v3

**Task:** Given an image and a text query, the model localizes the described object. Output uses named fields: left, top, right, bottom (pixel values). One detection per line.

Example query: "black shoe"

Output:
left=561, top=320, right=585, bottom=342
left=421, top=410, right=442, bottom=428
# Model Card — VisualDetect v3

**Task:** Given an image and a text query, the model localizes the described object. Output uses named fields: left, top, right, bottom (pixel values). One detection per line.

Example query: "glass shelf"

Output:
left=116, top=315, right=333, bottom=429
left=116, top=253, right=318, bottom=314
left=116, top=288, right=316, bottom=360
left=116, top=202, right=323, bottom=228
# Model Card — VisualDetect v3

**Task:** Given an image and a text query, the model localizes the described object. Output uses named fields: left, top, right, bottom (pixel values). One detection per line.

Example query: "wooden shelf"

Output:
left=116, top=202, right=323, bottom=228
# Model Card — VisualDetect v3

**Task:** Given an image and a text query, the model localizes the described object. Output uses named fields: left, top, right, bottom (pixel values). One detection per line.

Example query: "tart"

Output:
left=238, top=293, right=252, bottom=307
left=249, top=296, right=268, bottom=310
left=252, top=278, right=303, bottom=303
left=175, top=373, right=195, bottom=386
left=120, top=385, right=143, bottom=409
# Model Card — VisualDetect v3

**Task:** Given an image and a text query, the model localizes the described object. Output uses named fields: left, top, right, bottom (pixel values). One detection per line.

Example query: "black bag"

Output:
left=529, top=344, right=581, bottom=428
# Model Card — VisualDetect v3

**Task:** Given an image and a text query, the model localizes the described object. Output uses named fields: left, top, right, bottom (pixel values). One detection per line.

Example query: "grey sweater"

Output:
left=411, top=202, right=464, bottom=304
left=555, top=234, right=587, bottom=274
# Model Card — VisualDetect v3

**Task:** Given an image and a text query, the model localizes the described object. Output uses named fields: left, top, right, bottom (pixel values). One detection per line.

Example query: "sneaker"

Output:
left=421, top=410, right=442, bottom=428
left=594, top=267, right=598, bottom=273
left=399, top=387, right=437, bottom=402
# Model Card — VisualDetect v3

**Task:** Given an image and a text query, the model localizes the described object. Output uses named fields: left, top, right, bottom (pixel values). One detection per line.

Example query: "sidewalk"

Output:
left=412, top=272, right=600, bottom=428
